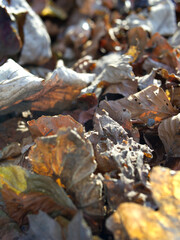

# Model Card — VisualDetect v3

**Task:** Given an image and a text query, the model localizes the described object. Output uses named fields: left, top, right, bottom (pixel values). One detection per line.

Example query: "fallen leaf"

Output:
left=0, top=59, right=43, bottom=111
left=1, top=0, right=52, bottom=65
left=117, top=85, right=177, bottom=124
left=29, top=126, right=104, bottom=216
left=20, top=211, right=63, bottom=240
left=67, top=211, right=92, bottom=240
left=28, top=66, right=95, bottom=112
left=28, top=114, right=83, bottom=139
left=0, top=208, right=21, bottom=240
left=158, top=113, right=180, bottom=157
left=0, top=165, right=76, bottom=224
left=0, top=6, right=22, bottom=59
left=0, top=142, right=21, bottom=161
left=106, top=166, right=180, bottom=240
left=88, top=113, right=152, bottom=175
left=146, top=33, right=178, bottom=70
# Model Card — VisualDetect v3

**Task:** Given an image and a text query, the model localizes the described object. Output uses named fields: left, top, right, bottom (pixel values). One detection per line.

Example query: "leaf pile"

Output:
left=1, top=0, right=180, bottom=239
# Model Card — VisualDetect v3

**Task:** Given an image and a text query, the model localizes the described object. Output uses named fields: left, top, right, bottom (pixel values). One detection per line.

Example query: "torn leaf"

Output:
left=117, top=85, right=177, bottom=124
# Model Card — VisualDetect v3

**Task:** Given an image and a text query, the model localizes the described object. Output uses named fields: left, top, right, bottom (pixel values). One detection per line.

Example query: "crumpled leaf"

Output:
left=1, top=0, right=52, bottom=65
left=87, top=112, right=152, bottom=175
left=0, top=59, right=43, bottom=110
left=28, top=114, right=83, bottom=139
left=106, top=166, right=180, bottom=240
left=158, top=113, right=180, bottom=157
left=20, top=211, right=63, bottom=240
left=82, top=55, right=135, bottom=94
left=98, top=100, right=139, bottom=141
left=0, top=165, right=76, bottom=224
left=0, top=142, right=21, bottom=160
left=117, top=85, right=178, bottom=124
left=29, top=125, right=104, bottom=216
left=0, top=6, right=22, bottom=59
left=67, top=211, right=92, bottom=240
left=28, top=66, right=95, bottom=112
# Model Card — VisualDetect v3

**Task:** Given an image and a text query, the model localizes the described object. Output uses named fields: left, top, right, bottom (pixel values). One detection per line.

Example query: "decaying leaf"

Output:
left=137, top=69, right=160, bottom=90
left=87, top=112, right=152, bottom=175
left=106, top=166, right=180, bottom=240
left=28, top=114, right=83, bottom=139
left=0, top=59, right=43, bottom=111
left=67, top=211, right=92, bottom=240
left=117, top=85, right=177, bottom=124
left=158, top=113, right=180, bottom=157
left=0, top=165, right=76, bottom=224
left=20, top=211, right=63, bottom=240
left=29, top=125, right=104, bottom=216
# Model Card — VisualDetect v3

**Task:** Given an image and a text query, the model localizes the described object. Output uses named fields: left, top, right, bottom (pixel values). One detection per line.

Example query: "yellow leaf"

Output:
left=106, top=166, right=180, bottom=240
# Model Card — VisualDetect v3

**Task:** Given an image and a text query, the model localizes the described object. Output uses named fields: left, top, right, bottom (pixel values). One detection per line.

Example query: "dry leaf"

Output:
left=1, top=0, right=52, bottom=65
left=0, top=165, right=76, bottom=224
left=28, top=114, right=83, bottom=139
left=29, top=125, right=104, bottom=216
left=88, top=113, right=152, bottom=175
left=117, top=85, right=177, bottom=124
left=28, top=66, right=95, bottom=112
left=158, top=113, right=180, bottom=157
left=0, top=6, right=22, bottom=59
left=0, top=59, right=43, bottom=111
left=67, top=211, right=92, bottom=240
left=146, top=33, right=177, bottom=70
left=106, top=166, right=180, bottom=240
left=20, top=211, right=63, bottom=240
left=0, top=208, right=21, bottom=240
left=0, top=142, right=21, bottom=160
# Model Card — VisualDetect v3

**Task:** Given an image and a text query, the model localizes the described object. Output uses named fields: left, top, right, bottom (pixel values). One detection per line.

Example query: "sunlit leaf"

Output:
left=106, top=166, right=180, bottom=240
left=117, top=85, right=177, bottom=124
left=28, top=114, right=83, bottom=139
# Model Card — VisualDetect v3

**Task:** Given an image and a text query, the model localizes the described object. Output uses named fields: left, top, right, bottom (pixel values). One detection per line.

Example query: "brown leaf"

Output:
left=106, top=166, right=180, bottom=240
left=0, top=166, right=76, bottom=225
left=117, top=85, right=177, bottom=124
left=146, top=33, right=178, bottom=70
left=28, top=114, right=83, bottom=139
left=0, top=142, right=21, bottom=160
left=158, top=113, right=180, bottom=157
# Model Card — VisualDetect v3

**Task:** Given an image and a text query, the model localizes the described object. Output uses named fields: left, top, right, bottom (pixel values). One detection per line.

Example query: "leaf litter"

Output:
left=1, top=0, right=180, bottom=239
